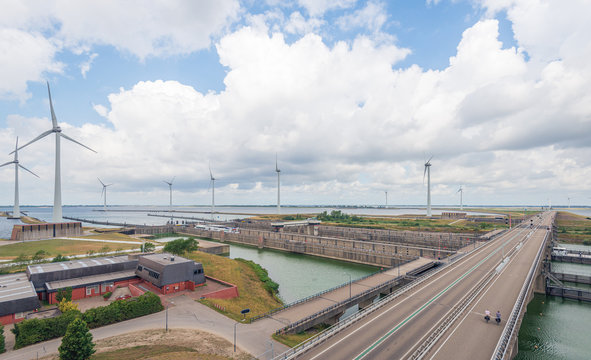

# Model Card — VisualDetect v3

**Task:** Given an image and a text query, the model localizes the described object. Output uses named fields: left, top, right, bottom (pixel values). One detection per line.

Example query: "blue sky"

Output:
left=1, top=0, right=590, bottom=207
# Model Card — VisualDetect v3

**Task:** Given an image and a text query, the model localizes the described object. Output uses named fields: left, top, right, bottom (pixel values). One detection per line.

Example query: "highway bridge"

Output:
left=275, top=212, right=554, bottom=360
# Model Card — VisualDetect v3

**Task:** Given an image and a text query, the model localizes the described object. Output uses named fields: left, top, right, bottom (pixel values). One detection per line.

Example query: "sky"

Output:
left=1, top=0, right=590, bottom=208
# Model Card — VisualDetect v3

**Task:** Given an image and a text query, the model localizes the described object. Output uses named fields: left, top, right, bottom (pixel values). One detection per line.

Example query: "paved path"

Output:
left=0, top=294, right=289, bottom=360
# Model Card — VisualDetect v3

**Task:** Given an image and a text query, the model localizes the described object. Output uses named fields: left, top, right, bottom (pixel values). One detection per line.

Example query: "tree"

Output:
left=32, top=250, right=49, bottom=263
left=163, top=237, right=198, bottom=256
left=143, top=242, right=155, bottom=252
left=0, top=325, right=5, bottom=354
left=56, top=287, right=73, bottom=303
left=58, top=318, right=95, bottom=360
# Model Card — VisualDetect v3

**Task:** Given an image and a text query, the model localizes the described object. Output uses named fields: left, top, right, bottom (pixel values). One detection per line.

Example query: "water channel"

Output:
left=516, top=253, right=591, bottom=359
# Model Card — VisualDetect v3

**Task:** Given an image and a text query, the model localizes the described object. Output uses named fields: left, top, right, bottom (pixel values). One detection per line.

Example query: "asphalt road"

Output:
left=299, top=212, right=553, bottom=360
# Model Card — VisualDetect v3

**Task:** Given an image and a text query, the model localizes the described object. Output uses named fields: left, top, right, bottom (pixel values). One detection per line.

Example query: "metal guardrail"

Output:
left=490, top=216, right=552, bottom=360
left=272, top=253, right=466, bottom=359
left=249, top=257, right=418, bottom=323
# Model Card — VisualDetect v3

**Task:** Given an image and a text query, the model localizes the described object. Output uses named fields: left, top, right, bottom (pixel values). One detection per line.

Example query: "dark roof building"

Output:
left=135, top=253, right=204, bottom=288
left=0, top=273, right=40, bottom=324
left=27, top=256, right=138, bottom=291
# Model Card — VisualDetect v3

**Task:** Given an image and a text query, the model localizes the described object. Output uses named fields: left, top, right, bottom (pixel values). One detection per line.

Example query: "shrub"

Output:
left=163, top=237, right=199, bottom=255
left=235, top=258, right=279, bottom=295
left=58, top=318, right=95, bottom=360
left=56, top=287, right=73, bottom=303
left=82, top=291, right=163, bottom=329
left=0, top=325, right=5, bottom=353
left=102, top=291, right=112, bottom=299
left=52, top=254, right=69, bottom=263
left=12, top=292, right=163, bottom=348
left=12, top=309, right=81, bottom=349
left=58, top=299, right=79, bottom=313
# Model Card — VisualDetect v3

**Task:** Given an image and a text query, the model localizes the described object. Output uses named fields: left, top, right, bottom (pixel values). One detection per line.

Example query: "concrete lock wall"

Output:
left=181, top=227, right=445, bottom=267
left=11, top=222, right=82, bottom=241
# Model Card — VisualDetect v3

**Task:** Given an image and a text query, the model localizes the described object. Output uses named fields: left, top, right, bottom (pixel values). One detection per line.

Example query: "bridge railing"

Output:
left=272, top=251, right=465, bottom=359
left=490, top=222, right=551, bottom=360
left=249, top=258, right=418, bottom=323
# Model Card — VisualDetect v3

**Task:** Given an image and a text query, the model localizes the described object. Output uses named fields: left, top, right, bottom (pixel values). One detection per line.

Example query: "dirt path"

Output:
left=38, top=329, right=252, bottom=360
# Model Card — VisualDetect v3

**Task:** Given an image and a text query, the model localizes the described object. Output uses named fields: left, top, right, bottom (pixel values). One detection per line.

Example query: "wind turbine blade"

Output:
left=0, top=161, right=13, bottom=168
left=98, top=178, right=105, bottom=187
left=101, top=186, right=105, bottom=198
left=10, top=130, right=53, bottom=154
left=47, top=82, right=59, bottom=128
left=15, top=137, right=18, bottom=151
left=427, top=155, right=433, bottom=163
left=60, top=132, right=97, bottom=153
left=18, top=164, right=39, bottom=178
left=171, top=176, right=175, bottom=185
left=106, top=183, right=113, bottom=187
left=423, top=165, right=427, bottom=183
left=209, top=165, right=213, bottom=180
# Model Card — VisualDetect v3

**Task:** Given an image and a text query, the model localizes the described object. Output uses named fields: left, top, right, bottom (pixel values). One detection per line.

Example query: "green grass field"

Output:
left=556, top=211, right=591, bottom=245
left=0, top=238, right=140, bottom=260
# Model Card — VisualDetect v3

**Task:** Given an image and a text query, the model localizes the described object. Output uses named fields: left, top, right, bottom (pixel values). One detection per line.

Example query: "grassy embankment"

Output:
left=556, top=211, right=591, bottom=245
left=0, top=238, right=140, bottom=261
left=184, top=251, right=283, bottom=322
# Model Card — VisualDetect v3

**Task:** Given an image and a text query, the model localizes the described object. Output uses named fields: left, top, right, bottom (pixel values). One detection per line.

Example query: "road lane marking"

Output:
left=353, top=227, right=527, bottom=360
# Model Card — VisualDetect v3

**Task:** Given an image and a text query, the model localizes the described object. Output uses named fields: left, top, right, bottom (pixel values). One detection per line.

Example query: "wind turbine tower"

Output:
left=1, top=137, right=39, bottom=219
left=98, top=178, right=113, bottom=211
left=423, top=156, right=433, bottom=217
left=163, top=177, right=175, bottom=223
left=457, top=185, right=463, bottom=210
left=385, top=191, right=388, bottom=208
left=276, top=154, right=281, bottom=213
left=209, top=166, right=216, bottom=221
left=13, top=82, right=96, bottom=222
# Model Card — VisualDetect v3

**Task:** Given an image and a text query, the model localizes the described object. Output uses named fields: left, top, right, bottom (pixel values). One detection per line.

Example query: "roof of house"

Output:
left=0, top=273, right=40, bottom=316
left=45, top=270, right=137, bottom=291
left=27, top=256, right=133, bottom=275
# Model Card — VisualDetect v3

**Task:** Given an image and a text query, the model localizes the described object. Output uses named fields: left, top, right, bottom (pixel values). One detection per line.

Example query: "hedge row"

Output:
left=12, top=292, right=163, bottom=349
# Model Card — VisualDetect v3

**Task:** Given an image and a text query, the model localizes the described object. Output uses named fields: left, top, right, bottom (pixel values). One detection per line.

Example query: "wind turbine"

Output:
left=12, top=82, right=96, bottom=222
left=385, top=191, right=388, bottom=208
left=1, top=137, right=39, bottom=219
left=423, top=156, right=433, bottom=217
left=98, top=178, right=112, bottom=211
left=457, top=185, right=463, bottom=210
left=276, top=154, right=281, bottom=214
left=567, top=196, right=571, bottom=209
left=208, top=165, right=216, bottom=221
left=163, top=177, right=175, bottom=223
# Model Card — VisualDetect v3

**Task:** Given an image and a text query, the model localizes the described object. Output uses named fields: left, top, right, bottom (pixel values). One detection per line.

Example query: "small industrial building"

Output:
left=135, top=253, right=205, bottom=294
left=1, top=253, right=205, bottom=324
left=0, top=273, right=41, bottom=325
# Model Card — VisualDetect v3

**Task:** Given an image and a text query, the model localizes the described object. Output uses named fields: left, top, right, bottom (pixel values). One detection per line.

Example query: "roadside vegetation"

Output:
left=163, top=237, right=198, bottom=255
left=185, top=251, right=283, bottom=322
left=556, top=211, right=591, bottom=245
left=0, top=239, right=140, bottom=261
left=272, top=324, right=330, bottom=348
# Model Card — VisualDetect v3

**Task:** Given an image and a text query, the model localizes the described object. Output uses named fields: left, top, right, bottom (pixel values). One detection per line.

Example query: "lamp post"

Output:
left=344, top=273, right=352, bottom=299
left=234, top=322, right=238, bottom=352
left=165, top=300, right=174, bottom=332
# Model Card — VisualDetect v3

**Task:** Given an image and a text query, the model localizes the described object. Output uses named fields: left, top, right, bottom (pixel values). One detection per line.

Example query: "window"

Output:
left=86, top=284, right=99, bottom=295
left=101, top=282, right=114, bottom=292
left=14, top=312, right=25, bottom=319
left=194, top=269, right=203, bottom=274
left=137, top=265, right=143, bottom=271
left=147, top=269, right=160, bottom=279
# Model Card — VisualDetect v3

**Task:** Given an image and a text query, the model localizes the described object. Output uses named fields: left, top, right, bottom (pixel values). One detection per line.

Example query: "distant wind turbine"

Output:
left=98, top=178, right=113, bottom=211
left=385, top=191, right=388, bottom=208
left=423, top=156, right=433, bottom=217
left=208, top=165, right=216, bottom=220
left=1, top=137, right=39, bottom=219
left=567, top=196, right=571, bottom=209
left=163, top=177, right=175, bottom=222
left=12, top=82, right=96, bottom=222
left=457, top=185, right=463, bottom=210
left=276, top=154, right=281, bottom=214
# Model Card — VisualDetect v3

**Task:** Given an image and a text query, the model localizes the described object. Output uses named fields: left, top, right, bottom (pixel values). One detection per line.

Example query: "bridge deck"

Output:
left=260, top=257, right=433, bottom=327
left=293, top=212, right=553, bottom=360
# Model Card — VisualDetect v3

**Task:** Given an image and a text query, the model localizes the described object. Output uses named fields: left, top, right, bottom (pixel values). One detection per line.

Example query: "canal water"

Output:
left=516, top=251, right=591, bottom=359
left=227, top=243, right=379, bottom=304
